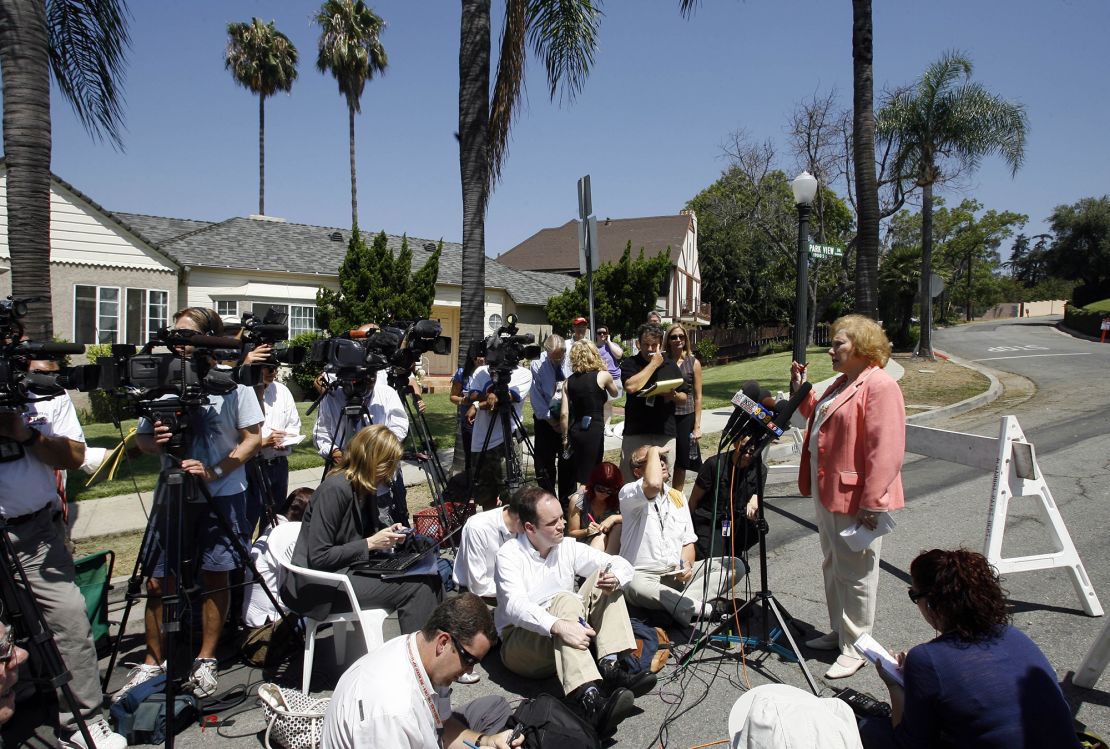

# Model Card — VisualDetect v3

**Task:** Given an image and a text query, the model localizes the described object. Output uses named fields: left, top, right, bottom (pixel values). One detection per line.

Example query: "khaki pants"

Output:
left=814, top=500, right=882, bottom=657
left=625, top=557, right=745, bottom=626
left=619, top=433, right=676, bottom=481
left=500, top=573, right=636, bottom=695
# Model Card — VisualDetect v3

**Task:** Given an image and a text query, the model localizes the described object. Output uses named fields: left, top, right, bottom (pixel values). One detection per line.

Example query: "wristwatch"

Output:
left=19, top=428, right=42, bottom=448
left=212, top=464, right=225, bottom=479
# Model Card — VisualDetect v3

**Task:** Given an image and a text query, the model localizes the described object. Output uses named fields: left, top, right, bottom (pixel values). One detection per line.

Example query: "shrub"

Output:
left=695, top=338, right=718, bottom=367
left=286, top=331, right=326, bottom=400
left=84, top=344, right=132, bottom=423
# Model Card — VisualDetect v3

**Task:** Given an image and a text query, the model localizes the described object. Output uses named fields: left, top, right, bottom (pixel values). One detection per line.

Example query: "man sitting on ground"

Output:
left=452, top=497, right=524, bottom=601
left=322, top=593, right=522, bottom=749
left=494, top=485, right=654, bottom=737
left=618, top=445, right=747, bottom=628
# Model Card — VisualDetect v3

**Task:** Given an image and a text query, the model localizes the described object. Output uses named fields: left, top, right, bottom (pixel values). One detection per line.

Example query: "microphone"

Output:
left=721, top=380, right=781, bottom=445
left=16, top=340, right=86, bottom=355
left=771, top=382, right=811, bottom=431
left=189, top=334, right=244, bottom=349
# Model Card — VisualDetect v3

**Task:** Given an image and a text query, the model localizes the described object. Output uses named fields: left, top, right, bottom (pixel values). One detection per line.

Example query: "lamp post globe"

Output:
left=791, top=171, right=818, bottom=365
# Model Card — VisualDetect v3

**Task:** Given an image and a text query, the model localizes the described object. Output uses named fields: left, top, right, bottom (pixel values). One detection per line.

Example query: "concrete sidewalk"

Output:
left=72, top=355, right=1000, bottom=542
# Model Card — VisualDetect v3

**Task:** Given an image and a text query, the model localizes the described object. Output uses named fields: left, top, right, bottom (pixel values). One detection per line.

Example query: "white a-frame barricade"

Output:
left=904, top=415, right=1102, bottom=617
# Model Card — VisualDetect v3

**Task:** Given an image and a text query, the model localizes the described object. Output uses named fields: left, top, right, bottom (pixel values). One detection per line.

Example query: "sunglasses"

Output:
left=596, top=331, right=608, bottom=336
left=668, top=335, right=685, bottom=341
left=592, top=485, right=614, bottom=495
left=449, top=632, right=482, bottom=668
left=907, top=587, right=928, bottom=604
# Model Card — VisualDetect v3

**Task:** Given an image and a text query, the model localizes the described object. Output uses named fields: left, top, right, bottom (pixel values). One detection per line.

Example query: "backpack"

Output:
left=624, top=618, right=660, bottom=674
left=507, top=693, right=601, bottom=749
left=241, top=614, right=301, bottom=669
left=109, top=673, right=198, bottom=745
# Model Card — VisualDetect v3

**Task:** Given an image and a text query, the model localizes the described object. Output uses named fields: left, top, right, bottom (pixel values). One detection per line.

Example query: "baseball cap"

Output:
left=572, top=316, right=588, bottom=326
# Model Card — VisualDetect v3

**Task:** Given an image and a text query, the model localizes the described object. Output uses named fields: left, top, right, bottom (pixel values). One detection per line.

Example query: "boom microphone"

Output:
left=16, top=340, right=86, bottom=355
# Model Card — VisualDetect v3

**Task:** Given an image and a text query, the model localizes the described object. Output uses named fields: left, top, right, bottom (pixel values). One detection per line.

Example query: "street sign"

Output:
left=577, top=175, right=592, bottom=219
left=929, top=272, right=945, bottom=299
left=578, top=216, right=599, bottom=275
left=809, top=243, right=843, bottom=257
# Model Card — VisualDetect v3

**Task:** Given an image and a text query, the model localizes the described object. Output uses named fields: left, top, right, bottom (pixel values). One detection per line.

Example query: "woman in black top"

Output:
left=560, top=340, right=619, bottom=492
left=281, top=424, right=441, bottom=634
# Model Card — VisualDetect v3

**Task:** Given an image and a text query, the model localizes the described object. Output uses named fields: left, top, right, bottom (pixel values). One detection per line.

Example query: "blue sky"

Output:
left=44, top=0, right=1110, bottom=261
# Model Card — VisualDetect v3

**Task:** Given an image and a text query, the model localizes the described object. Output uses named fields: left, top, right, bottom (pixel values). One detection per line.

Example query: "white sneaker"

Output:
left=186, top=657, right=219, bottom=698
left=59, top=716, right=127, bottom=749
left=110, top=662, right=164, bottom=703
left=456, top=671, right=481, bottom=684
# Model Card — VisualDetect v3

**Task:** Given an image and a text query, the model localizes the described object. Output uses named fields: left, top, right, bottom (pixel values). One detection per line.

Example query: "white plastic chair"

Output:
left=270, top=522, right=390, bottom=693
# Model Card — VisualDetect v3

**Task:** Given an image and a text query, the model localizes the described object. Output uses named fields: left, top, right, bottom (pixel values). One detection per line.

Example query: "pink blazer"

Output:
left=797, top=365, right=905, bottom=515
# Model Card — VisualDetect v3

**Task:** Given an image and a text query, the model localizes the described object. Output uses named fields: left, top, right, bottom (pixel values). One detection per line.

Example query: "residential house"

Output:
left=496, top=211, right=710, bottom=328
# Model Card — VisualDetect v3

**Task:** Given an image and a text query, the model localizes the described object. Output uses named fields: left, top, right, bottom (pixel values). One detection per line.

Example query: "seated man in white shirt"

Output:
left=618, top=445, right=747, bottom=628
left=322, top=593, right=522, bottom=749
left=452, top=498, right=524, bottom=601
left=494, top=486, right=655, bottom=737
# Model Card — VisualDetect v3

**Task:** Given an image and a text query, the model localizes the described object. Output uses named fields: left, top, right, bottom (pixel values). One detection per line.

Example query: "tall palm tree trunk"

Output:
left=851, top=0, right=879, bottom=320
left=918, top=181, right=935, bottom=360
left=348, top=99, right=357, bottom=228
left=454, top=0, right=491, bottom=474
left=0, top=0, right=53, bottom=339
left=259, top=94, right=265, bottom=215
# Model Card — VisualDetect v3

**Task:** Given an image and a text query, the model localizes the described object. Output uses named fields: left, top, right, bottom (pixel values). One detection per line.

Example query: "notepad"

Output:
left=853, top=633, right=904, bottom=686
left=637, top=378, right=684, bottom=398
left=839, top=511, right=896, bottom=552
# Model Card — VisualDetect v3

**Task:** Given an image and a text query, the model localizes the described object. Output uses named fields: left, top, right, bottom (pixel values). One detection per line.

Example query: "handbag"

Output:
left=258, top=683, right=330, bottom=749
left=508, top=693, right=601, bottom=749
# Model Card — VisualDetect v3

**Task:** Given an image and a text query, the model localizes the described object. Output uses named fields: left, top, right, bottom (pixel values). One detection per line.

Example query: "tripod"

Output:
left=682, top=439, right=819, bottom=695
left=0, top=520, right=96, bottom=749
left=102, top=401, right=288, bottom=749
left=390, top=370, right=456, bottom=533
left=469, top=371, right=536, bottom=503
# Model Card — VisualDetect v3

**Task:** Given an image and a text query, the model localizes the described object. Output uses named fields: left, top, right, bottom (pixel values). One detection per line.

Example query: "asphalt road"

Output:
left=7, top=316, right=1109, bottom=749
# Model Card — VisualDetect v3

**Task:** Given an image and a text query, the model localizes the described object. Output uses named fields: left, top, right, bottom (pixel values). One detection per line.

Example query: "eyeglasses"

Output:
left=668, top=335, right=685, bottom=341
left=907, top=588, right=928, bottom=604
left=449, top=632, right=482, bottom=668
left=596, top=331, right=608, bottom=336
left=0, top=625, right=14, bottom=664
left=592, top=485, right=614, bottom=495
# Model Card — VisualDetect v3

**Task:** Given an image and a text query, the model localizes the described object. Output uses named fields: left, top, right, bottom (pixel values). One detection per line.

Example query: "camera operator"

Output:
left=467, top=348, right=532, bottom=511
left=241, top=345, right=302, bottom=538
left=120, top=307, right=263, bottom=702
left=0, top=349, right=127, bottom=748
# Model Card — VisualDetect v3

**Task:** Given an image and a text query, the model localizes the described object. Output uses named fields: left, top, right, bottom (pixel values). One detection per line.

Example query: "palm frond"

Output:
left=679, top=0, right=700, bottom=18
left=225, top=18, right=298, bottom=98
left=314, top=0, right=387, bottom=111
left=488, top=0, right=528, bottom=187
left=46, top=0, right=132, bottom=148
left=525, top=0, right=602, bottom=103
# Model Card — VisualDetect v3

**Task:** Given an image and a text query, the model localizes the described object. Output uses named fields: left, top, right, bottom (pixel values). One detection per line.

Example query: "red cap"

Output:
left=572, top=316, right=588, bottom=326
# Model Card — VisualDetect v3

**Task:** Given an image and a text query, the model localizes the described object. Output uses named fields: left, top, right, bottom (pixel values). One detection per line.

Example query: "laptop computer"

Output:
left=350, top=523, right=460, bottom=577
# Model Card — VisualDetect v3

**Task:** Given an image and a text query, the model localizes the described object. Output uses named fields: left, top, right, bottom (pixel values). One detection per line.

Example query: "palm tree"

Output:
left=455, top=0, right=601, bottom=471
left=0, top=0, right=129, bottom=338
left=225, top=18, right=298, bottom=217
left=878, top=51, right=1027, bottom=359
left=314, top=0, right=387, bottom=229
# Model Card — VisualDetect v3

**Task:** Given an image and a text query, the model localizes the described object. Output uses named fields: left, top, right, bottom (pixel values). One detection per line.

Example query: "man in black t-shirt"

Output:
left=689, top=439, right=766, bottom=560
left=619, top=322, right=688, bottom=478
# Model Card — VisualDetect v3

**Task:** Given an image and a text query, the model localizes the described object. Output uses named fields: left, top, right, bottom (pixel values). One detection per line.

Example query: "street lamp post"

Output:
left=791, top=171, right=819, bottom=365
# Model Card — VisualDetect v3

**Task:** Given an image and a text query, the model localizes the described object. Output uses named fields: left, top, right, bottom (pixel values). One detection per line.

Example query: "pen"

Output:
left=578, top=616, right=589, bottom=628
left=463, top=741, right=481, bottom=749
left=587, top=513, right=596, bottom=524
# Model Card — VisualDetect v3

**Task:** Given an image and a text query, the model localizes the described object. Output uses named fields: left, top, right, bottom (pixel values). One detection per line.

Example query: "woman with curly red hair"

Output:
left=565, top=462, right=623, bottom=552
left=861, top=548, right=1080, bottom=749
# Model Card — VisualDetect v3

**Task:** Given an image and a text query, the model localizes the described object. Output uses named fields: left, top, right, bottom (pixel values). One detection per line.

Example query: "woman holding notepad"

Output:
left=791, top=315, right=905, bottom=679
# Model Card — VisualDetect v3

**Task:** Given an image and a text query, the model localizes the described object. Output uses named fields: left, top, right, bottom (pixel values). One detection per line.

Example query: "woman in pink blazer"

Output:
left=791, top=314, right=905, bottom=679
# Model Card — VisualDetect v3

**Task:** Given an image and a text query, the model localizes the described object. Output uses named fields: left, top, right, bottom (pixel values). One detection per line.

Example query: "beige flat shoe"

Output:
left=825, top=654, right=865, bottom=679
left=805, top=631, right=839, bottom=651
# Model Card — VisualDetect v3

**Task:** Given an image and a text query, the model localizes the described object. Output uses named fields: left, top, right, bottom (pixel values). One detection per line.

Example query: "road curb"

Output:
left=903, top=348, right=1002, bottom=426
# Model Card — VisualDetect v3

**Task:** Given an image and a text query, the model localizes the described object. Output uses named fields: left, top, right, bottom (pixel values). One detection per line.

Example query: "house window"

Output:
left=216, top=300, right=239, bottom=320
left=76, top=285, right=168, bottom=344
left=74, top=285, right=120, bottom=344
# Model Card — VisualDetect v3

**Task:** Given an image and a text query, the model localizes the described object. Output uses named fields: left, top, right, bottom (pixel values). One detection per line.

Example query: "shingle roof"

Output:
left=107, top=213, right=569, bottom=307
left=497, top=214, right=692, bottom=272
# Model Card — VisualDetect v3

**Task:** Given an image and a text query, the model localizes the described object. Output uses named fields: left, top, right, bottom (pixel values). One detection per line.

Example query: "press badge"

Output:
left=721, top=519, right=731, bottom=537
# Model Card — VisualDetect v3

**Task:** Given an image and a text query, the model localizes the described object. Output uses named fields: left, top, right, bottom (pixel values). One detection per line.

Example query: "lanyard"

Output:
left=405, top=635, right=442, bottom=729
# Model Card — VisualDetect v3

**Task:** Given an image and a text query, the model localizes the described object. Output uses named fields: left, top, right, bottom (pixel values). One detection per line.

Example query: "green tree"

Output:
left=1045, top=196, right=1110, bottom=307
left=544, top=243, right=671, bottom=338
left=0, top=0, right=130, bottom=337
left=878, top=51, right=1028, bottom=359
left=315, top=230, right=441, bottom=334
left=457, top=0, right=601, bottom=370
left=225, top=18, right=298, bottom=217
left=315, top=0, right=387, bottom=228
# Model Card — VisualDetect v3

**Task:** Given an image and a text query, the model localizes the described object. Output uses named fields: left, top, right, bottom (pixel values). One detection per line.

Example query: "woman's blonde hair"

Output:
left=665, top=323, right=691, bottom=359
left=336, top=424, right=403, bottom=496
left=569, top=340, right=604, bottom=374
left=832, top=314, right=892, bottom=367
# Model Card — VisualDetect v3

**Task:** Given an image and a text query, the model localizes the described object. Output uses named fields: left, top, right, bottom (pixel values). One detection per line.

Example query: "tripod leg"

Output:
left=765, top=596, right=820, bottom=695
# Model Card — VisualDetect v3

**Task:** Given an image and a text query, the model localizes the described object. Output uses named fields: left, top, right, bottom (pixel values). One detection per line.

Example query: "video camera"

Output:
left=0, top=297, right=97, bottom=414
left=228, top=307, right=306, bottom=386
left=483, top=314, right=540, bottom=374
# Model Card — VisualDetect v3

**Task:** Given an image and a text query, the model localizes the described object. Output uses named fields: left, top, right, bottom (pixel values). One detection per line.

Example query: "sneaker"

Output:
left=186, top=657, right=219, bottom=698
left=456, top=671, right=481, bottom=684
left=599, top=659, right=656, bottom=697
left=574, top=683, right=635, bottom=737
left=110, top=662, right=164, bottom=703
left=59, top=716, right=127, bottom=749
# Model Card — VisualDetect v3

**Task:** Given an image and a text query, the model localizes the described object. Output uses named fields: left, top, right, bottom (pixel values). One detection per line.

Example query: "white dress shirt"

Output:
left=312, top=372, right=408, bottom=457
left=321, top=633, right=450, bottom=749
left=0, top=392, right=84, bottom=517
left=618, top=478, right=698, bottom=574
left=494, top=536, right=634, bottom=636
left=468, top=364, right=532, bottom=452
left=259, top=381, right=302, bottom=460
left=242, top=517, right=291, bottom=627
left=452, top=506, right=514, bottom=597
